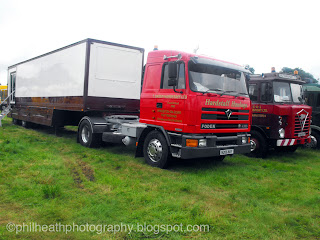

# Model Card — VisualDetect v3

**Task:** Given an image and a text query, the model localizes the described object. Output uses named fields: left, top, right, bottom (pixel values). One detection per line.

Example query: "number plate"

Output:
left=220, top=149, right=234, bottom=155
left=298, top=132, right=306, bottom=137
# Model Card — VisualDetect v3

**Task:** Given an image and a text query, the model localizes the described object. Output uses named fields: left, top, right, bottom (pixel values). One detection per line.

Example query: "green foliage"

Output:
left=42, top=185, right=61, bottom=199
left=281, top=67, right=317, bottom=83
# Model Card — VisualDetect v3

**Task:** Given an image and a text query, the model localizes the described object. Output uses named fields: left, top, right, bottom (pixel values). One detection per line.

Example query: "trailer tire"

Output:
left=78, top=120, right=102, bottom=148
left=21, top=120, right=29, bottom=128
left=12, top=119, right=19, bottom=125
left=143, top=130, right=170, bottom=169
left=247, top=130, right=268, bottom=158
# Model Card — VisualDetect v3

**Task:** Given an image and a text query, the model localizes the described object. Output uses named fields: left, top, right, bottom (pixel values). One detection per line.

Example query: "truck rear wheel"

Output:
left=78, top=120, right=102, bottom=148
left=143, top=130, right=170, bottom=169
left=247, top=130, right=267, bottom=158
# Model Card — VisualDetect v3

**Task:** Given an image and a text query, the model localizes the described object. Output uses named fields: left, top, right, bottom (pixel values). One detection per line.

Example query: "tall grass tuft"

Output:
left=42, top=184, right=61, bottom=199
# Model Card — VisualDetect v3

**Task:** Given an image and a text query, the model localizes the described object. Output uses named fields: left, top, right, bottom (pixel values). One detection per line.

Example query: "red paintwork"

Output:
left=139, top=50, right=251, bottom=134
left=252, top=103, right=312, bottom=144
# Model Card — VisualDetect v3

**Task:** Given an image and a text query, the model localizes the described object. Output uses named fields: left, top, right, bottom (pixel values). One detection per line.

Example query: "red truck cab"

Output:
left=137, top=50, right=252, bottom=165
left=248, top=72, right=311, bottom=157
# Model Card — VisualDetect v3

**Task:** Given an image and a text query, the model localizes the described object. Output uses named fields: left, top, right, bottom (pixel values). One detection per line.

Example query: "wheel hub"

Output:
left=81, top=126, right=90, bottom=144
left=250, top=139, right=257, bottom=152
left=309, top=135, right=317, bottom=148
left=147, top=139, right=163, bottom=163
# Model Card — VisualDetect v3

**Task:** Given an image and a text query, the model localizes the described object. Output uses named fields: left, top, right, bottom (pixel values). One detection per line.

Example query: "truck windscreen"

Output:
left=273, top=81, right=303, bottom=103
left=188, top=61, right=248, bottom=96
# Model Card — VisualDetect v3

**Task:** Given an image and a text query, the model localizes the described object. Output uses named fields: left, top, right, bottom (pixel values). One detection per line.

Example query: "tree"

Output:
left=281, top=67, right=317, bottom=83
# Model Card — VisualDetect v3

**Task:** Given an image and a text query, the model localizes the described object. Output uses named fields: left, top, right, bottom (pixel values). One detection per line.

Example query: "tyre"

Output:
left=143, top=130, right=170, bottom=168
left=12, top=119, right=19, bottom=125
left=78, top=120, right=102, bottom=148
left=311, top=131, right=320, bottom=149
left=21, top=120, right=29, bottom=128
left=247, top=130, right=268, bottom=158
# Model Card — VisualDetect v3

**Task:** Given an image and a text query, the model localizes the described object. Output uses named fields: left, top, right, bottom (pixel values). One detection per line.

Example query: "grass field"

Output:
left=0, top=117, right=319, bottom=239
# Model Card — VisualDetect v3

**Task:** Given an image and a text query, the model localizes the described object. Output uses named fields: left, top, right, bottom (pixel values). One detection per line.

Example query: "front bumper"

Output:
left=276, top=136, right=311, bottom=146
left=178, top=133, right=251, bottom=159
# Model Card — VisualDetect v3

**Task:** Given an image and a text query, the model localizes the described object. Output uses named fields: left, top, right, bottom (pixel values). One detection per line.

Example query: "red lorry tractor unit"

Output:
left=3, top=39, right=252, bottom=168
left=247, top=71, right=312, bottom=157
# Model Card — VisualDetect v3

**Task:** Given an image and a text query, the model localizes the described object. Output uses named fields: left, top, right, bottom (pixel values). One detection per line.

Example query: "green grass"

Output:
left=0, top=117, right=320, bottom=239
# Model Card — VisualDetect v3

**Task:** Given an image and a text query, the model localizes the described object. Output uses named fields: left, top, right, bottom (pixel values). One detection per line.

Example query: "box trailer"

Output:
left=5, top=39, right=252, bottom=168
left=7, top=39, right=143, bottom=127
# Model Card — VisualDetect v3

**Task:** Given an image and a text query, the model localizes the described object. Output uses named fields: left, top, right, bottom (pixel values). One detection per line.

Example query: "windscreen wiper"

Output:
left=202, top=88, right=223, bottom=95
left=235, top=92, right=249, bottom=97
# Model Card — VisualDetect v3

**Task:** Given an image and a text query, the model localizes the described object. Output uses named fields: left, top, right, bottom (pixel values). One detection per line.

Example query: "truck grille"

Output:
left=201, top=108, right=249, bottom=129
left=201, top=108, right=249, bottom=121
left=202, top=114, right=248, bottom=120
left=294, top=115, right=310, bottom=137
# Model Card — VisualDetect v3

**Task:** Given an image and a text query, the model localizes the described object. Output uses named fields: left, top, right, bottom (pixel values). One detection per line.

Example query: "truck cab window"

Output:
left=249, top=84, right=258, bottom=102
left=161, top=63, right=185, bottom=89
left=260, top=82, right=272, bottom=102
left=306, top=93, right=314, bottom=107
left=316, top=93, right=320, bottom=108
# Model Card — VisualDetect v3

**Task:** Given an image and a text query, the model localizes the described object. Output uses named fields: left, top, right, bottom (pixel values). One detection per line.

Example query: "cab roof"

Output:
left=147, top=50, right=250, bottom=73
left=249, top=72, right=305, bottom=84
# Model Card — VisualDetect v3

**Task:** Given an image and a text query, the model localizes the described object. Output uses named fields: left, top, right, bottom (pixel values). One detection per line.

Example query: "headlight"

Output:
left=279, top=116, right=282, bottom=125
left=241, top=136, right=247, bottom=144
left=279, top=128, right=285, bottom=138
left=309, top=128, right=312, bottom=135
left=199, top=139, right=207, bottom=147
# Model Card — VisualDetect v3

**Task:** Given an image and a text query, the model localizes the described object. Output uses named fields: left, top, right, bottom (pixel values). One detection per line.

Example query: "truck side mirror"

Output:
left=168, top=62, right=178, bottom=86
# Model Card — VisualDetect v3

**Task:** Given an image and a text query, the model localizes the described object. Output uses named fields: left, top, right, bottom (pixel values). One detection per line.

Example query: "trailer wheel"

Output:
left=247, top=130, right=267, bottom=158
left=12, top=119, right=20, bottom=125
left=21, top=120, right=29, bottom=128
left=143, top=130, right=170, bottom=169
left=78, top=120, right=102, bottom=148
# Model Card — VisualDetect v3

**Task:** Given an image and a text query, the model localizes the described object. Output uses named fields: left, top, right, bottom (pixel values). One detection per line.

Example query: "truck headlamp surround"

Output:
left=199, top=139, right=207, bottom=147
left=241, top=136, right=247, bottom=144
left=279, top=128, right=285, bottom=138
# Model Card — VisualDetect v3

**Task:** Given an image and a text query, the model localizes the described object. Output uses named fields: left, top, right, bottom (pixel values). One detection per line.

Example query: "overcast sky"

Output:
left=0, top=0, right=319, bottom=85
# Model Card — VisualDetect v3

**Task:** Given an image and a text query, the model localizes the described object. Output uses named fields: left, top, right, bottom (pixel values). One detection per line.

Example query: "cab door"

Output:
left=155, top=62, right=186, bottom=132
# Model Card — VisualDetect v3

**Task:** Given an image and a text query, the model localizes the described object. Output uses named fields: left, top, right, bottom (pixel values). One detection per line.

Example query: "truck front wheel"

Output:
left=143, top=130, right=170, bottom=169
left=78, top=120, right=102, bottom=148
left=247, top=130, right=268, bottom=158
left=311, top=131, right=320, bottom=149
